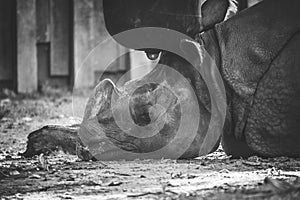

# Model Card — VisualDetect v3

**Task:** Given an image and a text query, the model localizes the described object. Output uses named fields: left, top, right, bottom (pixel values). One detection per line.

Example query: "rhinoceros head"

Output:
left=103, top=0, right=238, bottom=56
left=79, top=0, right=239, bottom=160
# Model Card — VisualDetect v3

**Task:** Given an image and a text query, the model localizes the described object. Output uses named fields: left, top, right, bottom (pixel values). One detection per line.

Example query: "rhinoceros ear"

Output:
left=180, top=39, right=203, bottom=67
left=201, top=0, right=238, bottom=30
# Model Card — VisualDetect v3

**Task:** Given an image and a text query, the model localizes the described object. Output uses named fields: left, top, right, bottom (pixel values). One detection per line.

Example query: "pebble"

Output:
left=22, top=117, right=33, bottom=122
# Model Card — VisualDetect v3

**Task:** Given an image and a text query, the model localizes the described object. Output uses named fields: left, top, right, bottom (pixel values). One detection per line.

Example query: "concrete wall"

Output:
left=74, top=0, right=128, bottom=89
left=50, top=0, right=71, bottom=76
left=17, top=0, right=38, bottom=93
left=0, top=0, right=15, bottom=81
left=1, top=0, right=152, bottom=92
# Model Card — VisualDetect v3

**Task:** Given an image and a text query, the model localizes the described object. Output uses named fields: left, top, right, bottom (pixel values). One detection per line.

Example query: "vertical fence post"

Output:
left=16, top=0, right=37, bottom=93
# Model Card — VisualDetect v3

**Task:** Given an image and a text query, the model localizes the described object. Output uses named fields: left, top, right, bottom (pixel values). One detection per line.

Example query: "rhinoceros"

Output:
left=23, top=0, right=240, bottom=160
left=23, top=0, right=300, bottom=160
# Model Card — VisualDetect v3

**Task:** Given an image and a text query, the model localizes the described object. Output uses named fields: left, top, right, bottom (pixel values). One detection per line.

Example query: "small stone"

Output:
left=29, top=174, right=42, bottom=179
left=22, top=117, right=33, bottom=122
left=9, top=170, right=20, bottom=176
left=0, top=117, right=10, bottom=122
left=108, top=181, right=123, bottom=186
left=0, top=98, right=11, bottom=105
left=66, top=176, right=75, bottom=181
left=58, top=114, right=65, bottom=118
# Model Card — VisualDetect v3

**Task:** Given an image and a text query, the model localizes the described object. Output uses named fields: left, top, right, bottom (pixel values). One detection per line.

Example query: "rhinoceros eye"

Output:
left=145, top=49, right=161, bottom=60
left=146, top=52, right=160, bottom=60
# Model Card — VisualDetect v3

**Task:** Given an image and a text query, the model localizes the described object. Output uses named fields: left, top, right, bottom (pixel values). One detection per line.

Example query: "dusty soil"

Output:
left=0, top=90, right=300, bottom=200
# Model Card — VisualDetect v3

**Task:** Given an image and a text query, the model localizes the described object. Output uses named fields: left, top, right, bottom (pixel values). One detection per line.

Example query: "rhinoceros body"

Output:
left=209, top=0, right=300, bottom=157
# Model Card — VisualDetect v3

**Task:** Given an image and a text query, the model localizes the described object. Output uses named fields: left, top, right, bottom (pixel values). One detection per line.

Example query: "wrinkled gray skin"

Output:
left=211, top=0, right=300, bottom=157
left=81, top=0, right=300, bottom=160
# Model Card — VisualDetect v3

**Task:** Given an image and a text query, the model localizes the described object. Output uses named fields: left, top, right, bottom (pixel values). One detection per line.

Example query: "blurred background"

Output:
left=0, top=0, right=157, bottom=94
left=0, top=0, right=262, bottom=94
left=0, top=0, right=262, bottom=117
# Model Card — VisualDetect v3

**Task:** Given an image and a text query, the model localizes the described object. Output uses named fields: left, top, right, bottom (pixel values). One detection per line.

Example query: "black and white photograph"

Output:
left=1, top=0, right=300, bottom=199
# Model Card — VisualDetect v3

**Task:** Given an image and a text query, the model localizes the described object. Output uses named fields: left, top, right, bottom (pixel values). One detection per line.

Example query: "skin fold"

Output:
left=210, top=0, right=300, bottom=157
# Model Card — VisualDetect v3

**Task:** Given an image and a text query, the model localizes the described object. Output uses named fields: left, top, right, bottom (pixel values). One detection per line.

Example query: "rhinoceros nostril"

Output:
left=129, top=103, right=152, bottom=127
left=128, top=83, right=159, bottom=126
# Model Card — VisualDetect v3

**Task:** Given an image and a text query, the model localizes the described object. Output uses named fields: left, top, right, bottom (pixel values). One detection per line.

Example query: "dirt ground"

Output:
left=0, top=89, right=300, bottom=200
